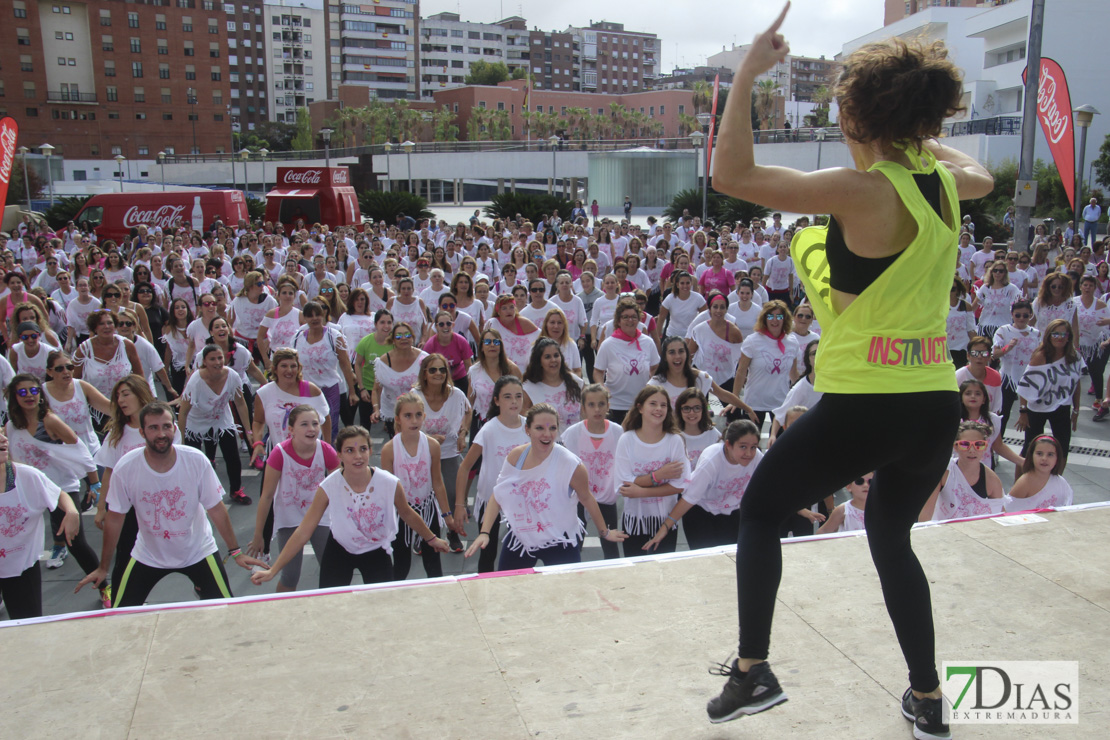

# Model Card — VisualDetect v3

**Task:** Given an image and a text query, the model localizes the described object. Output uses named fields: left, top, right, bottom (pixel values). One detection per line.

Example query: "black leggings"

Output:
left=392, top=517, right=442, bottom=580
left=476, top=502, right=501, bottom=574
left=684, top=505, right=741, bottom=550
left=0, top=562, right=42, bottom=619
left=318, top=534, right=393, bottom=587
left=114, top=553, right=233, bottom=607
left=1088, top=345, right=1109, bottom=403
left=111, top=509, right=140, bottom=592
left=736, top=391, right=959, bottom=694
left=1000, top=378, right=1019, bottom=435
left=185, top=429, right=242, bottom=493
left=50, top=491, right=100, bottom=576
left=1020, top=404, right=1072, bottom=465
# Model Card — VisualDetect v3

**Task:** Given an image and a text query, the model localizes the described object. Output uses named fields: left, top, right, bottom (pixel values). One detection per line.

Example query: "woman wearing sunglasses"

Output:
left=919, top=420, right=1004, bottom=521
left=0, top=272, right=48, bottom=349
left=730, top=300, right=801, bottom=431
left=72, top=311, right=143, bottom=426
left=5, top=374, right=107, bottom=607
left=101, top=280, right=154, bottom=345
left=116, top=308, right=179, bottom=400
left=1015, top=318, right=1085, bottom=467
left=43, top=349, right=112, bottom=460
left=9, top=320, right=61, bottom=384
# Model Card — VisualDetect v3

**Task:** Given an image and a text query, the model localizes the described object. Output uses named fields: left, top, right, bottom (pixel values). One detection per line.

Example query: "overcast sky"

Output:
left=420, top=0, right=884, bottom=68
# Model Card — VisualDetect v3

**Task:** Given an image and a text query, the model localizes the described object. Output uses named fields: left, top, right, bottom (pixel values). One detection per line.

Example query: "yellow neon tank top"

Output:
left=790, top=148, right=959, bottom=394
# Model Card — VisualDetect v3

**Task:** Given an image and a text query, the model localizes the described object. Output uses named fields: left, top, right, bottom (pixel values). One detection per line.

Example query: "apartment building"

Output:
left=572, top=21, right=659, bottom=94
left=419, top=11, right=507, bottom=100
left=264, top=0, right=327, bottom=123
left=790, top=55, right=838, bottom=103
left=325, top=0, right=418, bottom=101
left=2, top=0, right=231, bottom=159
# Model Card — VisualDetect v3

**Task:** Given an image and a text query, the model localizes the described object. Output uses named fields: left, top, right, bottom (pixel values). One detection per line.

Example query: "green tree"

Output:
left=430, top=105, right=459, bottom=142
left=465, top=60, right=513, bottom=86
left=5, top=157, right=45, bottom=206
left=755, top=79, right=780, bottom=130
left=691, top=80, right=712, bottom=115
left=1092, top=132, right=1110, bottom=189
left=290, top=107, right=314, bottom=150
left=511, top=67, right=526, bottom=80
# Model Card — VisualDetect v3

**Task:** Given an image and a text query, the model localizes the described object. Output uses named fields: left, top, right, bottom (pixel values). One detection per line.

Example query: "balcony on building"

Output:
left=47, top=91, right=98, bottom=103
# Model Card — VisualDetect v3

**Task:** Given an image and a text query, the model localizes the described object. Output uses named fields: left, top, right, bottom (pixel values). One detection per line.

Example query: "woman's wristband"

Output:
left=479, top=531, right=491, bottom=537
left=251, top=440, right=265, bottom=448
left=664, top=516, right=676, bottom=527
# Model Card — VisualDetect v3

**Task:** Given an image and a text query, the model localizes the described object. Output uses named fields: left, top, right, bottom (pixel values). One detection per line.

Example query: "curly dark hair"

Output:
left=835, top=38, right=964, bottom=151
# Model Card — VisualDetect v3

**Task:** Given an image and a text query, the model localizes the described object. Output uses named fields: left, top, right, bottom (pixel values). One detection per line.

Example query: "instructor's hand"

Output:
left=739, top=3, right=791, bottom=77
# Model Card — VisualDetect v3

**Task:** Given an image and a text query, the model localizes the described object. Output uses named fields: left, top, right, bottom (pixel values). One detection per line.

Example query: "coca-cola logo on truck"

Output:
left=123, top=204, right=187, bottom=229
left=331, top=169, right=349, bottom=185
left=283, top=169, right=322, bottom=185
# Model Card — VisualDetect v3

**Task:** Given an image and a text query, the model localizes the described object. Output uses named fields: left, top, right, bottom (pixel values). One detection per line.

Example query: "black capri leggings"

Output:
left=735, top=390, right=959, bottom=694
left=185, top=429, right=243, bottom=493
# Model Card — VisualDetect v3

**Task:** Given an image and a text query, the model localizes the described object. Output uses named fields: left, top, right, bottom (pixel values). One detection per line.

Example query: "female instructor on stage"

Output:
left=706, top=6, right=993, bottom=739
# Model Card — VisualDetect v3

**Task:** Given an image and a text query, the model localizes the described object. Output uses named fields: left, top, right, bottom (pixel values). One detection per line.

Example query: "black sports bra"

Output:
left=827, top=171, right=944, bottom=295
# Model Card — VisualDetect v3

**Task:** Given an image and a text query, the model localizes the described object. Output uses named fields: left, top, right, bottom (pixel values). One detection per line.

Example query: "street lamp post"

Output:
left=40, top=143, right=55, bottom=205
left=258, top=148, right=269, bottom=193
left=187, top=88, right=198, bottom=156
left=157, top=151, right=166, bottom=191
left=815, top=127, right=827, bottom=171
left=689, top=130, right=704, bottom=218
left=239, top=148, right=251, bottom=196
left=1073, top=104, right=1100, bottom=240
left=402, top=140, right=415, bottom=195
left=548, top=134, right=559, bottom=196
left=320, top=127, right=334, bottom=169
left=114, top=154, right=126, bottom=192
left=383, top=141, right=393, bottom=192
left=17, top=146, right=31, bottom=209
left=696, top=112, right=713, bottom=224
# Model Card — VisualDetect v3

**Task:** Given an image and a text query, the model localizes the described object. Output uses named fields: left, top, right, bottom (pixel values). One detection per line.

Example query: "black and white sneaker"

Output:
left=447, top=530, right=465, bottom=553
left=706, top=658, right=788, bottom=723
left=901, top=687, right=952, bottom=740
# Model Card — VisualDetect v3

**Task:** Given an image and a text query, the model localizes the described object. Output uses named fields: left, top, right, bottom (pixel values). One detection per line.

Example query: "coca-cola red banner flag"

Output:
left=1022, top=58, right=1076, bottom=209
left=0, top=117, right=19, bottom=209
left=706, top=73, right=721, bottom=178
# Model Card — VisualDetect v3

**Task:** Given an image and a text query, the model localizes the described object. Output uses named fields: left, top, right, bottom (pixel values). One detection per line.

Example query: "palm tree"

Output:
left=692, top=80, right=712, bottom=115
left=678, top=112, right=700, bottom=137
left=755, top=79, right=781, bottom=131
left=431, top=105, right=459, bottom=142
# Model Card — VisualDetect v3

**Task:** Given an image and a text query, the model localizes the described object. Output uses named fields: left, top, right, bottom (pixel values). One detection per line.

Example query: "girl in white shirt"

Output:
left=523, top=337, right=584, bottom=431
left=454, top=376, right=528, bottom=573
left=252, top=425, right=449, bottom=589
left=644, top=419, right=763, bottom=551
left=675, top=388, right=722, bottom=470
left=658, top=271, right=706, bottom=340
left=380, top=393, right=460, bottom=580
left=614, top=385, right=692, bottom=556
left=560, top=384, right=625, bottom=560
left=919, top=421, right=1004, bottom=522
left=1004, top=435, right=1073, bottom=512
left=465, top=404, right=626, bottom=569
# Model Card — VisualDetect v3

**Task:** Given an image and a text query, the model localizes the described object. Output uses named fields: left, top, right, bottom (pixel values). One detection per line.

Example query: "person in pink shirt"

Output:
left=699, top=249, right=736, bottom=297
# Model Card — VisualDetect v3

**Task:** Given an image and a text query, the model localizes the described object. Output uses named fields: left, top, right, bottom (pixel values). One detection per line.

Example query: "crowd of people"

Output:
left=0, top=185, right=1101, bottom=621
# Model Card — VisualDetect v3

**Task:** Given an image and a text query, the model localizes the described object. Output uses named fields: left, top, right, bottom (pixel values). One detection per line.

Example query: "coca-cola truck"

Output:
left=69, top=189, right=248, bottom=243
left=264, top=166, right=361, bottom=230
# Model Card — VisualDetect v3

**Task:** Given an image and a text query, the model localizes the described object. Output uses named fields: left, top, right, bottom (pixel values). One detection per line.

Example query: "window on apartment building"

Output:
left=162, top=88, right=172, bottom=103
left=99, top=9, right=110, bottom=25
left=102, top=35, right=114, bottom=51
left=211, top=67, right=221, bottom=80
left=156, top=14, right=166, bottom=30
left=659, top=105, right=664, bottom=115
left=163, top=113, right=173, bottom=120
left=16, top=29, right=31, bottom=45
left=159, top=64, right=170, bottom=78
left=127, top=11, right=138, bottom=28
left=183, top=16, right=193, bottom=31
left=133, top=87, right=145, bottom=102
left=132, top=61, right=143, bottom=77
left=130, top=37, right=141, bottom=53
left=104, top=60, right=116, bottom=76
left=13, top=1, right=27, bottom=18
left=23, top=82, right=35, bottom=99
left=210, top=43, right=219, bottom=57
left=158, top=41, right=168, bottom=55
left=106, top=86, right=118, bottom=101
left=184, top=40, right=194, bottom=55
left=135, top=112, right=146, bottom=120
left=209, top=19, right=219, bottom=33
left=185, top=65, right=196, bottom=79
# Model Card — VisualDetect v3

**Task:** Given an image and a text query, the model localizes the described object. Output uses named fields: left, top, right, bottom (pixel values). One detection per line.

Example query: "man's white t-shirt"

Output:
left=107, top=445, right=225, bottom=569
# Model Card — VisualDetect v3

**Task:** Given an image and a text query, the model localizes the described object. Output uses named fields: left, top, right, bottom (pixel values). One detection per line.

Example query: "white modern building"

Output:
left=264, top=0, right=328, bottom=123
left=419, top=12, right=511, bottom=101
left=327, top=0, right=418, bottom=101
left=840, top=0, right=1110, bottom=181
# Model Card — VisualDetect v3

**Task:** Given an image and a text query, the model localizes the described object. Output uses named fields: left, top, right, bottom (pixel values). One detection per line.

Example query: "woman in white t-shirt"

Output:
left=644, top=419, right=763, bottom=551
left=0, top=430, right=81, bottom=619
left=732, top=300, right=801, bottom=430
left=973, top=264, right=1021, bottom=341
left=560, top=384, right=625, bottom=560
left=538, top=306, right=583, bottom=375
left=454, top=376, right=528, bottom=573
left=614, top=385, right=692, bottom=556
left=228, top=272, right=278, bottom=358
left=248, top=404, right=338, bottom=591
left=675, top=388, right=722, bottom=471
left=465, top=404, right=626, bottom=569
left=292, top=301, right=358, bottom=441
left=658, top=271, right=706, bottom=340
left=593, top=297, right=661, bottom=422
left=687, top=291, right=747, bottom=386
left=251, top=426, right=449, bottom=589
left=649, top=335, right=750, bottom=416
left=522, top=337, right=584, bottom=431
left=381, top=393, right=461, bottom=579
left=178, top=344, right=255, bottom=506
left=414, top=353, right=472, bottom=531
left=1004, top=435, right=1073, bottom=512
left=257, top=277, right=303, bottom=363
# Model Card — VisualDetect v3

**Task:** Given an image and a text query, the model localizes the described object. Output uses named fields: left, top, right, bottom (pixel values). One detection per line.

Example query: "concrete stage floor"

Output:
left=5, top=506, right=1107, bottom=739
